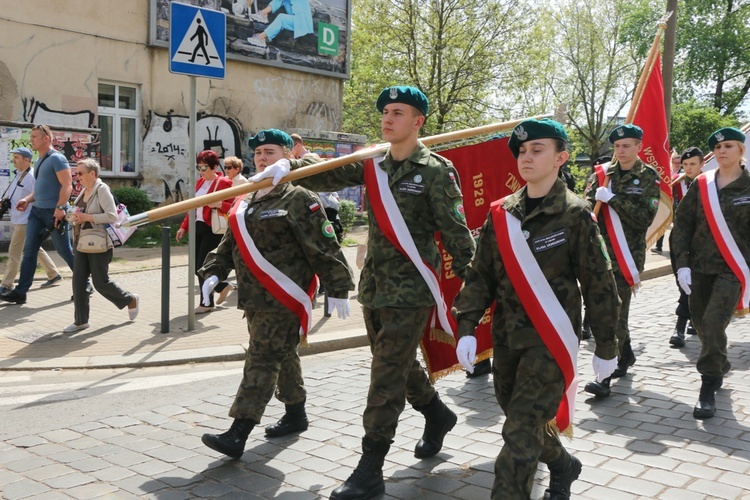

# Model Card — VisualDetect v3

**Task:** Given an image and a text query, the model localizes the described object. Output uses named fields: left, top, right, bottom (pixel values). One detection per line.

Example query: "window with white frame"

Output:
left=97, top=82, right=139, bottom=175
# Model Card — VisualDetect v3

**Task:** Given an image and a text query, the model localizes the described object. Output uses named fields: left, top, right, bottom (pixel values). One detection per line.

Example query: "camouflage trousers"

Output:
left=229, top=311, right=306, bottom=423
left=362, top=306, right=435, bottom=443
left=614, top=270, right=632, bottom=356
left=690, top=272, right=740, bottom=378
left=491, top=344, right=565, bottom=500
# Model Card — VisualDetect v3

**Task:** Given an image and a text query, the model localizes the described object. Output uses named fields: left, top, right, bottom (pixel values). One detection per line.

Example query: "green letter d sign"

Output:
left=318, top=23, right=339, bottom=56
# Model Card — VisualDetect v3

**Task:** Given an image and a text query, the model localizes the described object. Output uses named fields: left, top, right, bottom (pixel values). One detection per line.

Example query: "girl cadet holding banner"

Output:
left=452, top=119, right=619, bottom=500
left=671, top=127, right=750, bottom=420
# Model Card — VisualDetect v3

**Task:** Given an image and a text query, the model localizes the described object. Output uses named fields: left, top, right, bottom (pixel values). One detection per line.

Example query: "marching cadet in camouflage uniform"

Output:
left=199, top=129, right=354, bottom=458
left=672, top=127, right=750, bottom=419
left=583, top=124, right=660, bottom=398
left=253, top=86, right=476, bottom=499
left=453, top=119, right=619, bottom=500
left=668, top=147, right=704, bottom=348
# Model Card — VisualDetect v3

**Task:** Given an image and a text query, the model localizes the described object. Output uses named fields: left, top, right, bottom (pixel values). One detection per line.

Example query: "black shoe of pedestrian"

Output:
left=581, top=325, right=592, bottom=340
left=611, top=342, right=636, bottom=378
left=413, top=393, right=457, bottom=458
left=86, top=283, right=94, bottom=295
left=686, top=321, right=697, bottom=335
left=544, top=453, right=582, bottom=500
left=669, top=330, right=686, bottom=348
left=650, top=247, right=662, bottom=254
left=265, top=401, right=309, bottom=437
left=466, top=358, right=492, bottom=378
left=40, top=275, right=62, bottom=288
left=201, top=419, right=254, bottom=459
left=0, top=289, right=27, bottom=305
left=584, top=377, right=611, bottom=398
left=693, top=376, right=722, bottom=420
left=330, top=438, right=389, bottom=500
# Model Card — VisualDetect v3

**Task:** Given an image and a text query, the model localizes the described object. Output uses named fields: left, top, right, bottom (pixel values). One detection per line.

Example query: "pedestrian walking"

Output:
left=452, top=118, right=619, bottom=500
left=671, top=127, right=749, bottom=419
left=251, top=86, right=476, bottom=500
left=582, top=124, right=660, bottom=398
left=199, top=128, right=354, bottom=458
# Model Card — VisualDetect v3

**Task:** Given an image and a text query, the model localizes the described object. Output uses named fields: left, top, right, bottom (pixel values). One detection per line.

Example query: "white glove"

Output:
left=201, top=275, right=219, bottom=306
left=592, top=355, right=618, bottom=382
left=456, top=336, right=477, bottom=373
left=595, top=186, right=615, bottom=203
left=677, top=267, right=692, bottom=295
left=248, top=159, right=290, bottom=186
left=327, top=297, right=351, bottom=319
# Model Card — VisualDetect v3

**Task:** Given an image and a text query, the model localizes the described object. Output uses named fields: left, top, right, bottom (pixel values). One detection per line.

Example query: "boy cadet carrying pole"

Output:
left=452, top=118, right=620, bottom=499
left=582, top=124, right=660, bottom=398
left=251, top=86, right=476, bottom=499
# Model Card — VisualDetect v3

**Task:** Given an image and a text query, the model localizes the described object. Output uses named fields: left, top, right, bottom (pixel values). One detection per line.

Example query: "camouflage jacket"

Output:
left=290, top=142, right=476, bottom=309
left=585, top=159, right=660, bottom=273
left=453, top=179, right=619, bottom=359
left=199, top=183, right=354, bottom=312
left=672, top=168, right=750, bottom=275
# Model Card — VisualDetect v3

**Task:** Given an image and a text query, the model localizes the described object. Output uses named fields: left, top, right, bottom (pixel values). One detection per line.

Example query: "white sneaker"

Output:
left=63, top=323, right=90, bottom=333
left=217, top=284, right=235, bottom=305
left=249, top=13, right=269, bottom=23
left=246, top=35, right=267, bottom=48
left=128, top=294, right=140, bottom=321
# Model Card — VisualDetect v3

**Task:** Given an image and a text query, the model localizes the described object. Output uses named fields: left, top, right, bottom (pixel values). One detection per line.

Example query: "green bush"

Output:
left=112, top=187, right=152, bottom=215
left=338, top=199, right=357, bottom=237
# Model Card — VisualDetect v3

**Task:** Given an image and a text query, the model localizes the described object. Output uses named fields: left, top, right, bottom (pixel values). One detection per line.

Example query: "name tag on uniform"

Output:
left=258, top=209, right=288, bottom=219
left=398, top=181, right=425, bottom=195
left=623, top=187, right=644, bottom=195
left=733, top=196, right=750, bottom=206
left=532, top=229, right=567, bottom=252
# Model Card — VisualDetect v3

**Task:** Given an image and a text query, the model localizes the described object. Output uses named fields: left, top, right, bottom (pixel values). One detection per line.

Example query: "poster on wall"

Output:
left=150, top=0, right=350, bottom=79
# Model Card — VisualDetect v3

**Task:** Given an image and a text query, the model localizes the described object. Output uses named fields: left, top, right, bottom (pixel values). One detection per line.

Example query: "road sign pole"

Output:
left=188, top=75, right=197, bottom=331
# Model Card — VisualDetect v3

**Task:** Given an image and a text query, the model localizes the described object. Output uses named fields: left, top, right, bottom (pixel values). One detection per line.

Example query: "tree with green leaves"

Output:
left=669, top=100, right=739, bottom=152
left=343, top=0, right=528, bottom=139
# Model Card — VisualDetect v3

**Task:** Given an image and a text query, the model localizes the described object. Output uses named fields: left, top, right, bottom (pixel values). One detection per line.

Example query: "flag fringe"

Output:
left=734, top=307, right=749, bottom=318
left=545, top=420, right=574, bottom=441
left=645, top=192, right=674, bottom=249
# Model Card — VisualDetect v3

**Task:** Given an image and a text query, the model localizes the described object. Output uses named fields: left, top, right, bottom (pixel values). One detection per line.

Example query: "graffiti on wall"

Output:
left=141, top=110, right=244, bottom=203
left=253, top=75, right=340, bottom=131
left=22, top=98, right=95, bottom=129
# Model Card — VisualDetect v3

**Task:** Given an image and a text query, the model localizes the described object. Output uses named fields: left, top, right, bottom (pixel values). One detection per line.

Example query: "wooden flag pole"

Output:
left=122, top=113, right=552, bottom=228
left=593, top=12, right=672, bottom=216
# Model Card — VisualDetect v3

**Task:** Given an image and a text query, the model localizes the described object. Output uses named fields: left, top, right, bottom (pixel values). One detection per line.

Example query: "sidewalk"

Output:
left=0, top=230, right=673, bottom=371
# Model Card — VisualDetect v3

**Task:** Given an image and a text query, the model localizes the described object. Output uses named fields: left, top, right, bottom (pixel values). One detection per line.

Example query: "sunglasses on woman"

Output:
left=196, top=164, right=211, bottom=172
left=225, top=165, right=239, bottom=170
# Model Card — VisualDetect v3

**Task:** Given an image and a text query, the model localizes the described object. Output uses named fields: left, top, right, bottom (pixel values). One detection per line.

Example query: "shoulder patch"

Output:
left=309, top=201, right=321, bottom=213
left=322, top=220, right=336, bottom=238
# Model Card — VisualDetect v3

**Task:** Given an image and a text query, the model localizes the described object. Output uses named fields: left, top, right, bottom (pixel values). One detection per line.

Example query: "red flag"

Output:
left=631, top=53, right=672, bottom=246
left=420, top=137, right=522, bottom=381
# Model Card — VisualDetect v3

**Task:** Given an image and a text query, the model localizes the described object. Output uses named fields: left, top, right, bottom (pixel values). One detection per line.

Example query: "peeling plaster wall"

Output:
left=0, top=1, right=344, bottom=202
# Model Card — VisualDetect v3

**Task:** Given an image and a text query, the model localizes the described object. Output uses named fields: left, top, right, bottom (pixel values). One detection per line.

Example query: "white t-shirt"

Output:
left=194, top=179, right=214, bottom=223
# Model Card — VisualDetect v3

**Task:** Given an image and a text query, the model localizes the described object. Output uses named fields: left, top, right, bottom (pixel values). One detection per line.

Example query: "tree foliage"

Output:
left=669, top=100, right=739, bottom=152
left=343, top=0, right=528, bottom=139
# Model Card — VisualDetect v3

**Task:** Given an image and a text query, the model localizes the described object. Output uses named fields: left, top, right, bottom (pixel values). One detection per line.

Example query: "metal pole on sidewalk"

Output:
left=161, top=225, right=170, bottom=333
left=187, top=76, right=196, bottom=331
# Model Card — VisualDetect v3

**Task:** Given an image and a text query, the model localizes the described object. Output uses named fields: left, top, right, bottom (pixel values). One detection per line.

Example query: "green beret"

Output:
left=680, top=147, right=704, bottom=163
left=376, top=86, right=429, bottom=116
left=248, top=129, right=293, bottom=151
left=707, top=127, right=746, bottom=151
left=608, top=124, right=643, bottom=144
left=507, top=118, right=569, bottom=159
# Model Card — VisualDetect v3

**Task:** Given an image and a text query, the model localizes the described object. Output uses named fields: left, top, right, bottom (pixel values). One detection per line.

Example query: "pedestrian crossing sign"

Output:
left=170, top=2, right=226, bottom=79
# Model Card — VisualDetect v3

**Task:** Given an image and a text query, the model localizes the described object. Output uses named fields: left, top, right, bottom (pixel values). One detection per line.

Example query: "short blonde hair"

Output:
left=77, top=158, right=101, bottom=177
left=224, top=156, right=243, bottom=170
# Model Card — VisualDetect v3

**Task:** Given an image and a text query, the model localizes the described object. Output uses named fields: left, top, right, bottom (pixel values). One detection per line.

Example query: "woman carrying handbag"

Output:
left=176, top=150, right=235, bottom=313
left=64, top=159, right=139, bottom=333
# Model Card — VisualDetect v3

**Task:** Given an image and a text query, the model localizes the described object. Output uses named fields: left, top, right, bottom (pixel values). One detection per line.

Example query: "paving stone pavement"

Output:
left=1, top=271, right=750, bottom=499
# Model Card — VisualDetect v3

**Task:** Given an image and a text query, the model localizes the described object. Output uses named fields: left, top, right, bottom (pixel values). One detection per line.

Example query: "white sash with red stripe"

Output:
left=229, top=198, right=319, bottom=335
left=363, top=156, right=457, bottom=337
left=490, top=199, right=578, bottom=433
left=697, top=170, right=750, bottom=314
left=595, top=165, right=641, bottom=290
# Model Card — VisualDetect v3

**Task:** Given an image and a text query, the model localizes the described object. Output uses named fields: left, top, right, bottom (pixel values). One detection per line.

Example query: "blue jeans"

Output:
left=265, top=14, right=295, bottom=41
left=17, top=206, right=74, bottom=293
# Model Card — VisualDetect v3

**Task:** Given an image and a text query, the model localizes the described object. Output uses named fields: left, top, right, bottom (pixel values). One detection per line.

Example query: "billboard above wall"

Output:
left=150, top=0, right=350, bottom=79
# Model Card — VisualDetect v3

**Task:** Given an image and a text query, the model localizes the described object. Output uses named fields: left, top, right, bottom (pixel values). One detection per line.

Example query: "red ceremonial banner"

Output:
left=420, top=136, right=523, bottom=381
left=632, top=53, right=672, bottom=246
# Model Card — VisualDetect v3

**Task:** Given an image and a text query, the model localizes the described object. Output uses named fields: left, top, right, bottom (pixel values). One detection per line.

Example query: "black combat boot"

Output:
left=581, top=312, right=592, bottom=340
left=669, top=317, right=687, bottom=348
left=686, top=320, right=697, bottom=335
left=330, top=438, right=390, bottom=500
left=413, top=393, right=458, bottom=458
left=466, top=358, right=492, bottom=378
left=693, top=375, right=723, bottom=419
left=544, top=452, right=582, bottom=500
left=201, top=419, right=254, bottom=459
left=611, top=341, right=636, bottom=378
left=265, top=400, right=309, bottom=437
left=584, top=377, right=611, bottom=398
